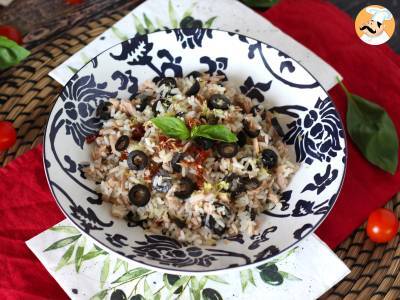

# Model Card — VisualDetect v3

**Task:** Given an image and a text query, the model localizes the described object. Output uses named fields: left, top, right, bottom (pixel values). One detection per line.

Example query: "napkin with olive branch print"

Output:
left=27, top=220, right=349, bottom=300
left=49, top=0, right=341, bottom=89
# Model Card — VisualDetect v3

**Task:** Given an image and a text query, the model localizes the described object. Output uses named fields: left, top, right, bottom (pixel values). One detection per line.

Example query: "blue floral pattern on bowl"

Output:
left=44, top=29, right=346, bottom=273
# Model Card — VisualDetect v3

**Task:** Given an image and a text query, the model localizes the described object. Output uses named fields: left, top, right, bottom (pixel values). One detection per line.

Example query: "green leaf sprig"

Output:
left=151, top=116, right=238, bottom=143
left=338, top=79, right=399, bottom=174
left=240, top=0, right=279, bottom=9
left=0, top=36, right=30, bottom=70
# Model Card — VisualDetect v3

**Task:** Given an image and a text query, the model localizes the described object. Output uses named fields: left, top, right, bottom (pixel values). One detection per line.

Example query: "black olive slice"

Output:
left=157, top=77, right=177, bottom=89
left=174, top=177, right=196, bottom=199
left=175, top=111, right=185, bottom=118
left=186, top=71, right=201, bottom=79
left=152, top=98, right=170, bottom=116
left=128, top=184, right=150, bottom=207
left=237, top=130, right=247, bottom=147
left=251, top=209, right=257, bottom=221
left=96, top=102, right=112, bottom=120
left=207, top=94, right=231, bottom=110
left=135, top=93, right=152, bottom=112
left=171, top=217, right=186, bottom=229
left=194, top=137, right=214, bottom=150
left=185, top=80, right=200, bottom=96
left=242, top=177, right=261, bottom=190
left=127, top=150, right=149, bottom=170
left=217, top=142, right=238, bottom=158
left=171, top=153, right=186, bottom=173
left=115, top=135, right=130, bottom=151
left=261, top=149, right=278, bottom=168
left=243, top=120, right=260, bottom=138
left=223, top=173, right=245, bottom=196
left=207, top=215, right=226, bottom=235
left=246, top=206, right=257, bottom=221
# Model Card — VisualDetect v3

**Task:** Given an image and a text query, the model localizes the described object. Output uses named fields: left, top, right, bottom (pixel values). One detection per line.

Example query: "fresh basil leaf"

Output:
left=191, top=125, right=238, bottom=143
left=240, top=0, right=279, bottom=8
left=151, top=116, right=190, bottom=140
left=0, top=36, right=30, bottom=70
left=339, top=81, right=399, bottom=174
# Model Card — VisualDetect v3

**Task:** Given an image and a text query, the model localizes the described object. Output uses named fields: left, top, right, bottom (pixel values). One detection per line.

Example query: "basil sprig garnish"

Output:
left=0, top=36, right=30, bottom=70
left=151, top=116, right=190, bottom=140
left=339, top=79, right=398, bottom=174
left=151, top=116, right=238, bottom=143
left=191, top=125, right=238, bottom=142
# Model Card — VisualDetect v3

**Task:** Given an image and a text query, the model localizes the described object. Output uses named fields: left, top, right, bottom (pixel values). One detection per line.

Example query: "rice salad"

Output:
left=83, top=72, right=297, bottom=245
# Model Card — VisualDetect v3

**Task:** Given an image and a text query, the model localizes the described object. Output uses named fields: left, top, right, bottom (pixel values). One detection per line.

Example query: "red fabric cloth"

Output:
left=262, top=0, right=400, bottom=248
left=0, top=145, right=67, bottom=299
left=1, top=0, right=399, bottom=298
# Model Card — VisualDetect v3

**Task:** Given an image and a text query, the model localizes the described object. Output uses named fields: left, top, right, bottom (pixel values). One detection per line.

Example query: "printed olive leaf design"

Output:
left=257, top=263, right=301, bottom=286
left=113, top=258, right=128, bottom=274
left=45, top=226, right=108, bottom=273
left=240, top=269, right=256, bottom=292
left=49, top=225, right=80, bottom=235
left=132, top=0, right=217, bottom=35
left=202, top=288, right=223, bottom=300
left=258, top=264, right=284, bottom=285
left=100, top=255, right=110, bottom=289
left=111, top=268, right=153, bottom=284
left=253, top=246, right=301, bottom=286
left=44, top=234, right=82, bottom=251
left=240, top=0, right=279, bottom=8
left=75, top=237, right=86, bottom=273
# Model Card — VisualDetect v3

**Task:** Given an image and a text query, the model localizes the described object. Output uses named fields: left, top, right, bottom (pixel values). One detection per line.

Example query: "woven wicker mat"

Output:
left=0, top=4, right=399, bottom=300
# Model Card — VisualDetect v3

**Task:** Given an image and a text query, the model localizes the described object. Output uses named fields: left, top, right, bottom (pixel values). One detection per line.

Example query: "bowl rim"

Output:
left=43, top=28, right=348, bottom=274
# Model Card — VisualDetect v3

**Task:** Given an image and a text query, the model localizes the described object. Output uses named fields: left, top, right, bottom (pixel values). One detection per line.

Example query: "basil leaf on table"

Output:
left=191, top=125, right=238, bottom=143
left=151, top=116, right=190, bottom=140
left=339, top=80, right=399, bottom=174
left=0, top=36, right=30, bottom=70
left=240, top=0, right=279, bottom=8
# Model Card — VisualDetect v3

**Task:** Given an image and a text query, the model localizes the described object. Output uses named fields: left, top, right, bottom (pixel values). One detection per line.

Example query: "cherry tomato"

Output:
left=367, top=208, right=399, bottom=243
left=0, top=25, right=23, bottom=44
left=65, top=0, right=83, bottom=4
left=0, top=121, right=17, bottom=151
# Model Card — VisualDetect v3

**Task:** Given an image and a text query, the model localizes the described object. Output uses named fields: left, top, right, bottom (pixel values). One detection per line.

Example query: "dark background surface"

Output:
left=0, top=0, right=398, bottom=53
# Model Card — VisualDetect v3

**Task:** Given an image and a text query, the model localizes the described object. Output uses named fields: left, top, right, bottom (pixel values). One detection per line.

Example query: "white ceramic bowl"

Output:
left=44, top=29, right=346, bottom=274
